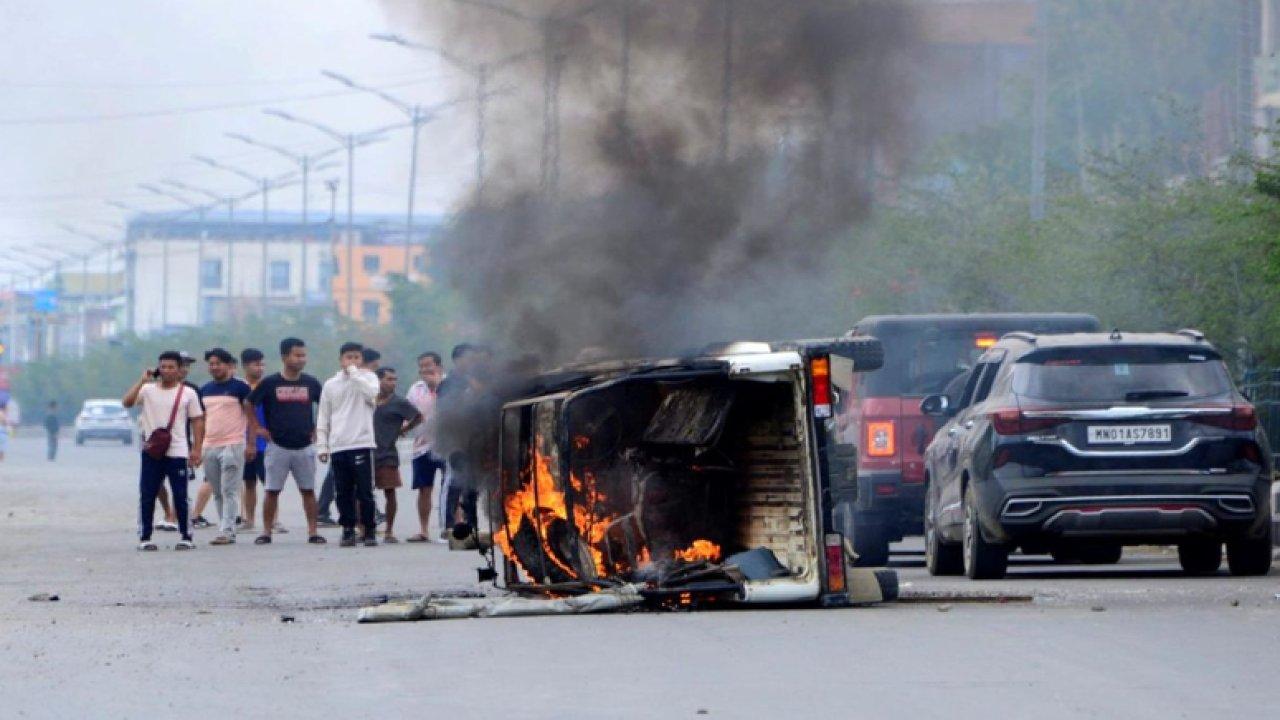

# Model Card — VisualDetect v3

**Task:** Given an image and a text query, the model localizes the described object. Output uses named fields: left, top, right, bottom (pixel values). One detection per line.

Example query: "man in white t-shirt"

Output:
left=123, top=350, right=205, bottom=551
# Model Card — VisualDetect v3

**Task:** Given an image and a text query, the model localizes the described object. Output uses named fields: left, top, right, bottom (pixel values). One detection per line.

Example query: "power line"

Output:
left=0, top=75, right=450, bottom=126
left=0, top=69, right=435, bottom=90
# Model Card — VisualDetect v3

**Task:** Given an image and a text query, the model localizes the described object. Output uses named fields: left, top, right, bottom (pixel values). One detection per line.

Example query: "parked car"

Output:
left=920, top=329, right=1273, bottom=579
left=839, top=313, right=1102, bottom=565
left=74, top=399, right=134, bottom=445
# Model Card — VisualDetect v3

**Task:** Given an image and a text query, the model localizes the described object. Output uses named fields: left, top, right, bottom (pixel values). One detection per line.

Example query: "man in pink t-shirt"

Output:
left=404, top=351, right=445, bottom=543
left=198, top=348, right=253, bottom=545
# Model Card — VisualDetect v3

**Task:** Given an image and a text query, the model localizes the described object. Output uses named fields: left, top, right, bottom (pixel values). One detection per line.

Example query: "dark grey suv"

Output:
left=920, top=330, right=1273, bottom=579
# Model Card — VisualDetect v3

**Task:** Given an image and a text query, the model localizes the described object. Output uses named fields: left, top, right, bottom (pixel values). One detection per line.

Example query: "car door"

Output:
left=927, top=365, right=982, bottom=532
left=936, top=351, right=1007, bottom=530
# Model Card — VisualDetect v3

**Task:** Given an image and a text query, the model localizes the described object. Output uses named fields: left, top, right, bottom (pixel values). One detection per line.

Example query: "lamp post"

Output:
left=0, top=256, right=44, bottom=365
left=262, top=110, right=402, bottom=318
left=225, top=134, right=343, bottom=306
left=370, top=33, right=537, bottom=206
left=139, top=184, right=210, bottom=329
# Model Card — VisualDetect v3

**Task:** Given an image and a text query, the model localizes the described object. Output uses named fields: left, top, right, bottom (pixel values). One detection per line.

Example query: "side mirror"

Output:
left=920, top=394, right=951, bottom=417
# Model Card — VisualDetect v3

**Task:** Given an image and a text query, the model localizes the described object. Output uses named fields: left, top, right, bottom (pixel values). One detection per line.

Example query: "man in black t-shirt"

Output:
left=244, top=337, right=325, bottom=545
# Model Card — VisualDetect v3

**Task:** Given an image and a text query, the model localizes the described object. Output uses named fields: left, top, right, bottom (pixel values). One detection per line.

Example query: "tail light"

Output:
left=1240, top=442, right=1262, bottom=464
left=811, top=356, right=832, bottom=418
left=990, top=408, right=1068, bottom=435
left=865, top=419, right=896, bottom=457
left=1195, top=404, right=1257, bottom=431
left=824, top=533, right=848, bottom=592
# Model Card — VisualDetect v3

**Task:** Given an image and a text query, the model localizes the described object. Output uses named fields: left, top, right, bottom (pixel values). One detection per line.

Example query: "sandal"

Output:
left=254, top=535, right=272, bottom=545
left=307, top=535, right=327, bottom=545
left=383, top=534, right=399, bottom=544
left=405, top=534, right=429, bottom=543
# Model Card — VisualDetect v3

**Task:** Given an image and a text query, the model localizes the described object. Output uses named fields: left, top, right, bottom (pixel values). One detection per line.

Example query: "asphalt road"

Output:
left=2, top=434, right=1277, bottom=719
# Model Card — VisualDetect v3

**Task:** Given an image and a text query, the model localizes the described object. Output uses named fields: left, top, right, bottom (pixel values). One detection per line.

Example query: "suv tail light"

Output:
left=1194, top=404, right=1257, bottom=431
left=865, top=419, right=896, bottom=457
left=990, top=408, right=1068, bottom=435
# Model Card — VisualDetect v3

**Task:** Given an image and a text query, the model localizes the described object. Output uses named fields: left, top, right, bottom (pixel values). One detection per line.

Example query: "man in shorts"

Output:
left=405, top=352, right=445, bottom=543
left=245, top=337, right=325, bottom=545
left=123, top=350, right=205, bottom=551
left=316, top=342, right=380, bottom=547
left=371, top=367, right=421, bottom=543
left=198, top=348, right=252, bottom=545
left=239, top=348, right=269, bottom=531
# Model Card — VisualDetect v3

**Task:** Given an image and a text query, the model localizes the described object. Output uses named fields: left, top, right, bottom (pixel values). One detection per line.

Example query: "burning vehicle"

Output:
left=484, top=337, right=894, bottom=608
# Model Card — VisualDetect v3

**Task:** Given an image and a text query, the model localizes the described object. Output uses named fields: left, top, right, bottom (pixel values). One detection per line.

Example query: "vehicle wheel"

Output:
left=925, top=487, right=963, bottom=576
left=122, top=435, right=133, bottom=446
left=1226, top=531, right=1273, bottom=576
left=1177, top=540, right=1222, bottom=576
left=850, top=519, right=890, bottom=567
left=962, top=486, right=1008, bottom=580
left=75, top=434, right=84, bottom=446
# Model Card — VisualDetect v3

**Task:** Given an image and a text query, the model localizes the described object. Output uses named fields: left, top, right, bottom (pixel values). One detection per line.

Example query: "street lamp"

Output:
left=370, top=33, right=537, bottom=206
left=320, top=69, right=468, bottom=276
left=139, top=184, right=211, bottom=328
left=225, top=133, right=344, bottom=306
left=0, top=256, right=46, bottom=366
left=262, top=109, right=404, bottom=318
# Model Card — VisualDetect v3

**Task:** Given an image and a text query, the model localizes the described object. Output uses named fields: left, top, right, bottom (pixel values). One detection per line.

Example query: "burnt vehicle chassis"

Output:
left=486, top=339, right=887, bottom=608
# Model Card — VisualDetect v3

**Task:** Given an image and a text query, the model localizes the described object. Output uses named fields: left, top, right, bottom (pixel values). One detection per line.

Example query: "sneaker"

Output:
left=375, top=510, right=386, bottom=526
left=137, top=540, right=158, bottom=552
left=316, top=515, right=339, bottom=528
left=157, top=521, right=179, bottom=532
left=362, top=534, right=378, bottom=547
left=339, top=530, right=357, bottom=548
left=192, top=516, right=213, bottom=529
left=175, top=539, right=195, bottom=551
left=237, top=520, right=256, bottom=531
left=209, top=535, right=234, bottom=546
left=273, top=522, right=289, bottom=534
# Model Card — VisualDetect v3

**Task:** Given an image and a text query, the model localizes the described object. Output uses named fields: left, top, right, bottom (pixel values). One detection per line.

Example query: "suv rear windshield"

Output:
left=1012, top=346, right=1232, bottom=403
left=859, top=330, right=995, bottom=396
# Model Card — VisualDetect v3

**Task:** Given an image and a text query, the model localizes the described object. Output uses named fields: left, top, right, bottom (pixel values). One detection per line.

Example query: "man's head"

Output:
left=48, top=401, right=57, bottom=410
left=240, top=348, right=266, bottom=383
left=157, top=350, right=183, bottom=385
left=376, top=367, right=398, bottom=396
left=204, top=347, right=236, bottom=382
left=177, top=350, right=195, bottom=380
left=417, top=351, right=443, bottom=388
left=361, top=347, right=382, bottom=371
left=451, top=343, right=476, bottom=372
left=339, top=341, right=364, bottom=369
left=279, top=338, right=307, bottom=374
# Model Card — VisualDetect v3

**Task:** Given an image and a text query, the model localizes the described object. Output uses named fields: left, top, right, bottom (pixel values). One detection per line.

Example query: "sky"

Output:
left=0, top=0, right=481, bottom=265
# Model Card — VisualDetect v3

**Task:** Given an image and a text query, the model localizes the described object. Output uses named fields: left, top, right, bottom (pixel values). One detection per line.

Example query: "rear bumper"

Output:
left=75, top=427, right=133, bottom=439
left=977, top=471, right=1271, bottom=544
left=854, top=470, right=925, bottom=538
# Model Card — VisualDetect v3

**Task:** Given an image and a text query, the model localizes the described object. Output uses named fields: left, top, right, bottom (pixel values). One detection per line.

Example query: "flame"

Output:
left=674, top=539, right=722, bottom=563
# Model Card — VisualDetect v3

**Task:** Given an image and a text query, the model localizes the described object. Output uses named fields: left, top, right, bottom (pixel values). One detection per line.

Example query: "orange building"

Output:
left=329, top=241, right=429, bottom=324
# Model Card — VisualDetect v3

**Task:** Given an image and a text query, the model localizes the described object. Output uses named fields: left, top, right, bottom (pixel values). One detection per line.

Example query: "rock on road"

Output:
left=1, top=434, right=1276, bottom=719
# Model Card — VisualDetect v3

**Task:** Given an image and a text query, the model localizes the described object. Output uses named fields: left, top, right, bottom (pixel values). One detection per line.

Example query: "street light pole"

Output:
left=140, top=184, right=209, bottom=328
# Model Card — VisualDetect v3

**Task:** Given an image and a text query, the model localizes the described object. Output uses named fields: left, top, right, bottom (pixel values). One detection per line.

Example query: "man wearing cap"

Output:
left=199, top=348, right=253, bottom=544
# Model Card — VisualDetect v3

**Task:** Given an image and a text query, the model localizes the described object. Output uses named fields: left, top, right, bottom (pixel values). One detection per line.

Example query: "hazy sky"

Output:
left=0, top=0, right=478, bottom=260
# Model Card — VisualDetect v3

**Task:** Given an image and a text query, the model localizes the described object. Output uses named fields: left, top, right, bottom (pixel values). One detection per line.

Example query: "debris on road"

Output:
left=358, top=586, right=644, bottom=623
left=27, top=593, right=59, bottom=602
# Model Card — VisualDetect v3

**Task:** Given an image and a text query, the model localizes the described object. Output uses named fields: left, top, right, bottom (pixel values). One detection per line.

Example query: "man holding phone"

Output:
left=123, top=350, right=205, bottom=551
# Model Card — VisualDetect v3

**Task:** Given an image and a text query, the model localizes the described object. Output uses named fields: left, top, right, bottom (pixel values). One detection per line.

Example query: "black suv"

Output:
left=920, top=330, right=1273, bottom=579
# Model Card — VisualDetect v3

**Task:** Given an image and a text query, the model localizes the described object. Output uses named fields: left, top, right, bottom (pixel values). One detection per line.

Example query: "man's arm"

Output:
left=348, top=366, right=380, bottom=401
left=315, top=387, right=332, bottom=461
left=122, top=368, right=152, bottom=408
left=400, top=407, right=424, bottom=436
left=189, top=415, right=205, bottom=467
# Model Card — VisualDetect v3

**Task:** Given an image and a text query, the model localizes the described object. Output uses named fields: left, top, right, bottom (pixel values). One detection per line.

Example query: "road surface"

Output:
left=1, top=435, right=1276, bottom=719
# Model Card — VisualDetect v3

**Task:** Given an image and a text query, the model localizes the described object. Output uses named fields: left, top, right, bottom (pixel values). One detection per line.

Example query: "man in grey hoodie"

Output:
left=316, top=342, right=380, bottom=547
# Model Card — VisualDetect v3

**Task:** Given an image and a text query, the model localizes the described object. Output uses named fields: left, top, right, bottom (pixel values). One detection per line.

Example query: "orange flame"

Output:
left=674, top=539, right=722, bottom=563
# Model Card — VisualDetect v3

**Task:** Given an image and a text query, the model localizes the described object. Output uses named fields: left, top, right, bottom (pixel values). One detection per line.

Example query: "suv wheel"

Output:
left=925, top=487, right=962, bottom=576
left=1177, top=540, right=1222, bottom=576
left=1226, top=530, right=1273, bottom=576
left=962, top=485, right=1008, bottom=580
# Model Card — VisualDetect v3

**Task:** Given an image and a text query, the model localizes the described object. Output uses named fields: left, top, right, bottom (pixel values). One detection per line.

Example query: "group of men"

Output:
left=124, top=337, right=477, bottom=551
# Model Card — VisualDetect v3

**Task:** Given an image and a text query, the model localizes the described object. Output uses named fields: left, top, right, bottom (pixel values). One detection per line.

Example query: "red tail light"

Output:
left=1195, top=404, right=1257, bottom=431
left=811, top=356, right=832, bottom=418
left=990, top=408, right=1068, bottom=435
left=865, top=419, right=897, bottom=457
left=824, top=533, right=848, bottom=592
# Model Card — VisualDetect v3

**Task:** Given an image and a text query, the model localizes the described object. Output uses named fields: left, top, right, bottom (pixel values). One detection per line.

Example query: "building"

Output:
left=125, top=214, right=438, bottom=335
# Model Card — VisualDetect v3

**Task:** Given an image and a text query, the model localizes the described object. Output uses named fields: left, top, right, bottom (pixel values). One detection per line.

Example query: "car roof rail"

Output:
left=1001, top=331, right=1036, bottom=343
left=1175, top=328, right=1206, bottom=342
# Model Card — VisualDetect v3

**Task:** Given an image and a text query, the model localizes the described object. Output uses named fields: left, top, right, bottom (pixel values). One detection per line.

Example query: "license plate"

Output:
left=1087, top=424, right=1172, bottom=444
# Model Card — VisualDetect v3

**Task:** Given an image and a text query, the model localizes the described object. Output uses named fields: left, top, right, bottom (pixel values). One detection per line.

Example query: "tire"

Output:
left=925, top=486, right=963, bottom=576
left=1177, top=540, right=1223, bottom=576
left=75, top=434, right=84, bottom=446
left=850, top=518, right=890, bottom=567
left=122, top=435, right=133, bottom=446
left=1226, top=531, right=1273, bottom=576
left=962, top=485, right=1008, bottom=579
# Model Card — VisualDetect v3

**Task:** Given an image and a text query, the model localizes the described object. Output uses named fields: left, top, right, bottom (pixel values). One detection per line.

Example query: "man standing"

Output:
left=316, top=342, right=379, bottom=547
left=43, top=401, right=60, bottom=461
left=123, top=351, right=205, bottom=551
left=372, top=367, right=421, bottom=543
left=161, top=352, right=206, bottom=528
left=245, top=338, right=325, bottom=546
left=199, top=348, right=252, bottom=545
left=317, top=347, right=381, bottom=526
left=239, top=348, right=268, bottom=532
left=405, top=352, right=445, bottom=543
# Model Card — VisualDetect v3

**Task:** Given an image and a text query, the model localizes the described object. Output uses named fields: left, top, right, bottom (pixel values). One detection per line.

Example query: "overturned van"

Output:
left=488, top=338, right=892, bottom=607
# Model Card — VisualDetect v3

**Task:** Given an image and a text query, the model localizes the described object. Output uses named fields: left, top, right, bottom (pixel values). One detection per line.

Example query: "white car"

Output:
left=74, top=399, right=134, bottom=445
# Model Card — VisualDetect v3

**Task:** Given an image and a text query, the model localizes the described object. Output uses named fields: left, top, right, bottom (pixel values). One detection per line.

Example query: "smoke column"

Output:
left=382, top=0, right=921, bottom=363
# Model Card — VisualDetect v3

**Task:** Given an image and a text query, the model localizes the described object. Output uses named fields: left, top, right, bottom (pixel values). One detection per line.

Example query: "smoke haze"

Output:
left=382, top=1, right=922, bottom=363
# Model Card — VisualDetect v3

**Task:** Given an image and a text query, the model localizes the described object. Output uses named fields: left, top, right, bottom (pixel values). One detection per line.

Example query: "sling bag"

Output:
left=143, top=385, right=184, bottom=460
